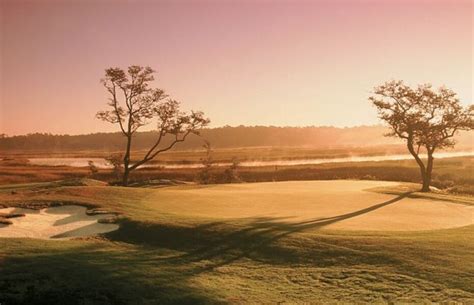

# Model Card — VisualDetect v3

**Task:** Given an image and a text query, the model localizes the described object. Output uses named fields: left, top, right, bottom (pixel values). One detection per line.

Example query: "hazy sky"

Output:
left=0, top=0, right=472, bottom=135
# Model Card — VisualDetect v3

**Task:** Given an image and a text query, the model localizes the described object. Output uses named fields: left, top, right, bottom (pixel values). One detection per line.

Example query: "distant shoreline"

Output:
left=27, top=151, right=474, bottom=170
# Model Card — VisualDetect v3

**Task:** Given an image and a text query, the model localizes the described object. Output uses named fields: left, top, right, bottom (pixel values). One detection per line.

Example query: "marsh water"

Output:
left=28, top=151, right=474, bottom=169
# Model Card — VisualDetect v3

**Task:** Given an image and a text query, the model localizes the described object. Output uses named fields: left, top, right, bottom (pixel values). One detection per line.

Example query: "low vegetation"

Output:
left=1, top=155, right=472, bottom=195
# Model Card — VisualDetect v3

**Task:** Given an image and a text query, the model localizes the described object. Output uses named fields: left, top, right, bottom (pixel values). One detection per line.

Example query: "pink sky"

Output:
left=0, top=0, right=472, bottom=135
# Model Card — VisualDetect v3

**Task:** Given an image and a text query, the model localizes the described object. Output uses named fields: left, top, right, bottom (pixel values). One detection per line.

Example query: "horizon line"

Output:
left=1, top=123, right=390, bottom=138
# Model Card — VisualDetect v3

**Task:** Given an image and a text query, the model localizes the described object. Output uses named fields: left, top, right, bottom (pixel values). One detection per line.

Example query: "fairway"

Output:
left=1, top=179, right=474, bottom=303
left=138, top=180, right=473, bottom=231
left=1, top=181, right=473, bottom=239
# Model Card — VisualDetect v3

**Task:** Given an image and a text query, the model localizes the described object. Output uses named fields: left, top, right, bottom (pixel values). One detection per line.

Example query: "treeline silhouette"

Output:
left=0, top=125, right=471, bottom=152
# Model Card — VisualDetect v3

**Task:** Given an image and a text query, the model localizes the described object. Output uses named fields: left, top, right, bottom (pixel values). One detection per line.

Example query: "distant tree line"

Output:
left=1, top=125, right=472, bottom=152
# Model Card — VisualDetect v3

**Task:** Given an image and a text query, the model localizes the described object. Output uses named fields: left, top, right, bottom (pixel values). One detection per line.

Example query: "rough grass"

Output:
left=1, top=155, right=472, bottom=196
left=2, top=227, right=473, bottom=304
left=368, top=183, right=474, bottom=206
left=0, top=181, right=473, bottom=304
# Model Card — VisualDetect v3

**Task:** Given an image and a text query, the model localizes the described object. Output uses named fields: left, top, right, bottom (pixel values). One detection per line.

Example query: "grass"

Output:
left=368, top=183, right=474, bottom=206
left=2, top=227, right=473, bottom=304
left=0, top=180, right=473, bottom=304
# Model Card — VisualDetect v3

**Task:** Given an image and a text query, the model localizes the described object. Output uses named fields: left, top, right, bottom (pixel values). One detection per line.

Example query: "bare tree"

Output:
left=97, top=66, right=210, bottom=185
left=370, top=80, right=473, bottom=192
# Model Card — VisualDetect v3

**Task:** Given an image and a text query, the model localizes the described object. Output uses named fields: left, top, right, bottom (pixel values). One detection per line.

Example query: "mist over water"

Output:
left=28, top=151, right=474, bottom=169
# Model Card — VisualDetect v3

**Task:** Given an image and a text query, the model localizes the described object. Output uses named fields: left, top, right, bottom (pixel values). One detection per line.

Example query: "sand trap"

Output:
left=149, top=181, right=474, bottom=231
left=0, top=205, right=119, bottom=239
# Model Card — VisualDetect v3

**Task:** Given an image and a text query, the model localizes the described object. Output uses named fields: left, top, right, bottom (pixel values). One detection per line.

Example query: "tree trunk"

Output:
left=122, top=134, right=132, bottom=186
left=406, top=138, right=427, bottom=191
left=421, top=150, right=434, bottom=192
left=421, top=175, right=430, bottom=192
left=122, top=167, right=130, bottom=186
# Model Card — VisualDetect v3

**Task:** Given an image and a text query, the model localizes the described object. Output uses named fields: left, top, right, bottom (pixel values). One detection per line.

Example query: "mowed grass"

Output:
left=0, top=180, right=473, bottom=304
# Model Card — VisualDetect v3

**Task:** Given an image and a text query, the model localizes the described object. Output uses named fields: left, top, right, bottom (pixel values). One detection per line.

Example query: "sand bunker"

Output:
left=0, top=205, right=119, bottom=239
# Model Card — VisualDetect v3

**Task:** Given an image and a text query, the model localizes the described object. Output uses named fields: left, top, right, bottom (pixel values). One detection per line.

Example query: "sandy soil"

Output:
left=0, top=205, right=119, bottom=239
left=148, top=180, right=474, bottom=231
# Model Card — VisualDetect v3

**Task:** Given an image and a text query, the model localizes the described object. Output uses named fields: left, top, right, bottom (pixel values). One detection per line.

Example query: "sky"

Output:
left=0, top=0, right=472, bottom=136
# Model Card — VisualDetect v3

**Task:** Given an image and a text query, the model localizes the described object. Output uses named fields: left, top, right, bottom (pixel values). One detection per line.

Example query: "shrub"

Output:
left=88, top=160, right=99, bottom=177
left=105, top=154, right=123, bottom=181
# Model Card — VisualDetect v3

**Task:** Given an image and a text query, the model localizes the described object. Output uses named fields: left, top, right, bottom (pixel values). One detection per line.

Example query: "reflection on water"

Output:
left=28, top=151, right=474, bottom=169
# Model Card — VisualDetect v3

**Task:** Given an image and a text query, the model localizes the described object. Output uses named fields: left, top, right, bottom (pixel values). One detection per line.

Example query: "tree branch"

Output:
left=129, top=130, right=192, bottom=170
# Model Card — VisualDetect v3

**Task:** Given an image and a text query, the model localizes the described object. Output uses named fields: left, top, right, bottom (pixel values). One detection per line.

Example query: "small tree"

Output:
left=97, top=66, right=209, bottom=185
left=105, top=154, right=123, bottom=181
left=87, top=160, right=99, bottom=178
left=223, top=157, right=241, bottom=183
left=197, top=140, right=214, bottom=184
left=370, top=80, right=473, bottom=192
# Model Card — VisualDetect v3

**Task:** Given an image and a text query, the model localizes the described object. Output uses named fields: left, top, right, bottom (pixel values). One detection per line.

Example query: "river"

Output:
left=28, top=151, right=474, bottom=169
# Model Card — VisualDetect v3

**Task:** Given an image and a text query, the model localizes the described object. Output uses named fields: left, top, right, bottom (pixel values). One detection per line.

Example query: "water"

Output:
left=28, top=151, right=474, bottom=169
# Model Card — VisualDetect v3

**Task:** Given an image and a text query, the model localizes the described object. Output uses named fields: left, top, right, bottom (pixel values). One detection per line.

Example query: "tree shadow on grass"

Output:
left=0, top=242, right=223, bottom=305
left=109, top=192, right=413, bottom=273
left=2, top=191, right=468, bottom=304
